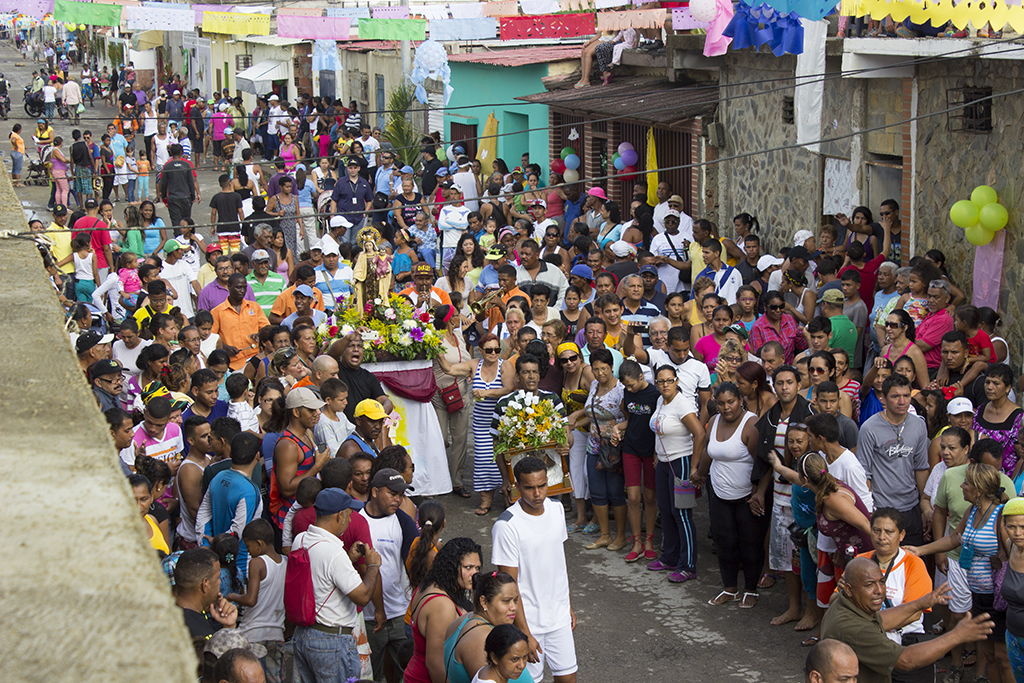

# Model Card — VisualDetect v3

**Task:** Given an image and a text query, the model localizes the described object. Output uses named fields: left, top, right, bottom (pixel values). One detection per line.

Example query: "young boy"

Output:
left=799, top=316, right=832, bottom=361
left=183, top=368, right=229, bottom=423
left=225, top=519, right=287, bottom=683
left=313, top=378, right=354, bottom=456
left=840, top=270, right=868, bottom=375
left=129, top=396, right=185, bottom=471
left=281, top=477, right=323, bottom=554
left=860, top=360, right=892, bottom=426
left=226, top=373, right=259, bottom=434
left=194, top=309, right=220, bottom=359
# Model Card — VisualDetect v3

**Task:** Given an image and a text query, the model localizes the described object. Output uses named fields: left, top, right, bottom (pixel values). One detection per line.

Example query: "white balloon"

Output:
left=689, top=0, right=718, bottom=23
left=563, top=169, right=579, bottom=183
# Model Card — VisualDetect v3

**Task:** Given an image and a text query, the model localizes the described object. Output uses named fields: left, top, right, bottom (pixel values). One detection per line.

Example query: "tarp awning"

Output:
left=235, top=59, right=287, bottom=95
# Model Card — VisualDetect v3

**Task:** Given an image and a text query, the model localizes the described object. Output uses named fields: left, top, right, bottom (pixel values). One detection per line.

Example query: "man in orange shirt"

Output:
left=478, top=264, right=529, bottom=334
left=211, top=273, right=269, bottom=370
left=399, top=262, right=452, bottom=310
left=269, top=264, right=325, bottom=324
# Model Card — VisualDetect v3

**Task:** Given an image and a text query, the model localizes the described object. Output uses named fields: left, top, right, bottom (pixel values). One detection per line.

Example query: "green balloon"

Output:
left=979, top=202, right=1009, bottom=231
left=965, top=224, right=995, bottom=246
left=611, top=153, right=620, bottom=162
left=949, top=200, right=980, bottom=229
left=971, top=185, right=998, bottom=208
left=560, top=147, right=575, bottom=160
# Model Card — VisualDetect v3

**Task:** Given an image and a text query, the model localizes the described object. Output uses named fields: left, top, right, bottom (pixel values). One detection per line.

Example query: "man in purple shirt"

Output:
left=915, top=278, right=954, bottom=375
left=196, top=255, right=256, bottom=312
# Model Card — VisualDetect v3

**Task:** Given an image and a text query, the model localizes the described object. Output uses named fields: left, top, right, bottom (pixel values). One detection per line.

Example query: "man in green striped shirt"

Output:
left=246, top=249, right=286, bottom=316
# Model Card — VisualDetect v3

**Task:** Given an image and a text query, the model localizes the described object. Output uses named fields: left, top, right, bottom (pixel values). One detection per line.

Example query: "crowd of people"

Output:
left=18, top=60, right=1024, bottom=683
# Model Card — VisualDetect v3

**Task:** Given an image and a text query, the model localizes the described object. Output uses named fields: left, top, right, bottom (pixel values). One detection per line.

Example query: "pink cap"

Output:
left=587, top=187, right=607, bottom=200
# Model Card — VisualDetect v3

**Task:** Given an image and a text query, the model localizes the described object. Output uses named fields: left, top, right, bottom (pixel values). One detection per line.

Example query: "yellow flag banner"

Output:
left=646, top=127, right=658, bottom=208
left=843, top=0, right=1024, bottom=32
left=476, top=113, right=499, bottom=171
left=201, top=11, right=271, bottom=35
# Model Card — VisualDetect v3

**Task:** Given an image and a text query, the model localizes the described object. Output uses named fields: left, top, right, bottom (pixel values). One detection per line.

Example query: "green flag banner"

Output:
left=356, top=18, right=426, bottom=40
left=54, top=0, right=123, bottom=27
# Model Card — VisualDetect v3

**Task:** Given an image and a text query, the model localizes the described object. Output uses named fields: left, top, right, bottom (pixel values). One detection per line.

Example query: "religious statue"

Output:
left=352, top=225, right=394, bottom=312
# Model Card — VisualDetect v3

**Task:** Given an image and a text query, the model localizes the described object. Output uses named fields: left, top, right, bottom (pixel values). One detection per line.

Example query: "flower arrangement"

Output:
left=494, top=390, right=569, bottom=456
left=314, top=293, right=445, bottom=363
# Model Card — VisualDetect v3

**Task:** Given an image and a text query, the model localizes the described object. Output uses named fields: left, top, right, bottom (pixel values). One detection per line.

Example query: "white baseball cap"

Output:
left=268, top=94, right=279, bottom=101
left=757, top=255, right=784, bottom=271
left=947, top=397, right=975, bottom=415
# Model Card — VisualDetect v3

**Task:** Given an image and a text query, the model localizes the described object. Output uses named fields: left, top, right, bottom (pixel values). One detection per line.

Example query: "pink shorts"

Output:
left=622, top=452, right=655, bottom=490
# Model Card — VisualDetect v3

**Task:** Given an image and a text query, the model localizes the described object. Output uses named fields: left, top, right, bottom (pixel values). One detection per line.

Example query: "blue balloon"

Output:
left=614, top=156, right=626, bottom=171
left=564, top=154, right=580, bottom=171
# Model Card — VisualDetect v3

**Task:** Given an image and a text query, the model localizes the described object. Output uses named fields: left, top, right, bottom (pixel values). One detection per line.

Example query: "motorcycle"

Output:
left=24, top=85, right=43, bottom=118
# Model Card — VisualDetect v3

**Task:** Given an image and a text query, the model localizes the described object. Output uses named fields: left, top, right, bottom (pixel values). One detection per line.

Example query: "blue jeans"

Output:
left=10, top=150, right=22, bottom=176
left=587, top=452, right=625, bottom=506
left=655, top=458, right=696, bottom=572
left=126, top=178, right=136, bottom=203
left=292, top=626, right=360, bottom=683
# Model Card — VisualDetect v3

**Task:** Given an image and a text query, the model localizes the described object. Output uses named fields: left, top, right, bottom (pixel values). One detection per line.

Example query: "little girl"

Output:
left=118, top=251, right=143, bottom=309
left=135, top=149, right=150, bottom=203
left=72, top=235, right=99, bottom=302
left=123, top=152, right=139, bottom=204
left=479, top=216, right=498, bottom=250
left=954, top=304, right=996, bottom=365
left=560, top=285, right=588, bottom=341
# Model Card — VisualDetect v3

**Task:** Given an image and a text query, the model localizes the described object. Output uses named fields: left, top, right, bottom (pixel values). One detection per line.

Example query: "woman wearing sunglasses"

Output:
left=437, top=332, right=515, bottom=516
left=559, top=342, right=596, bottom=533
left=749, top=291, right=805, bottom=364
left=864, top=309, right=929, bottom=391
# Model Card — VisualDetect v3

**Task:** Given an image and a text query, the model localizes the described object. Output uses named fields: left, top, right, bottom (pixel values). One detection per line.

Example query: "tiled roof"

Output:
left=447, top=45, right=582, bottom=67
left=517, top=77, right=717, bottom=125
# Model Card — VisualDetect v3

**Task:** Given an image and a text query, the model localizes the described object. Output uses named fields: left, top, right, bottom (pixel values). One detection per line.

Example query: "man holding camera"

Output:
left=620, top=273, right=660, bottom=349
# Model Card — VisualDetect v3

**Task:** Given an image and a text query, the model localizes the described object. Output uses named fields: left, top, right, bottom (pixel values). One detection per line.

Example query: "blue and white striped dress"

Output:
left=472, top=359, right=505, bottom=491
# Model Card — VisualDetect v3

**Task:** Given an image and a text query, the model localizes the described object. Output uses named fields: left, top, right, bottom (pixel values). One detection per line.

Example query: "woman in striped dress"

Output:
left=437, top=332, right=514, bottom=515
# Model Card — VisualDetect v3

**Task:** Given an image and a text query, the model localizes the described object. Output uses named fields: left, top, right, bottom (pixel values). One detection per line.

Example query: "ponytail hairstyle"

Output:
left=210, top=532, right=240, bottom=593
left=964, top=461, right=1009, bottom=505
left=408, top=500, right=446, bottom=590
left=472, top=570, right=518, bottom=615
left=134, top=454, right=172, bottom=491
left=159, top=362, right=190, bottom=393
left=797, top=451, right=839, bottom=515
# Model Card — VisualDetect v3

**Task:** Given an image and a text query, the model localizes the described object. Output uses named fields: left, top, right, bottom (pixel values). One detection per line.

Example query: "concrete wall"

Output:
left=914, top=59, right=1024, bottom=369
left=445, top=61, right=552, bottom=171
left=338, top=47, right=406, bottom=131
left=0, top=171, right=197, bottom=683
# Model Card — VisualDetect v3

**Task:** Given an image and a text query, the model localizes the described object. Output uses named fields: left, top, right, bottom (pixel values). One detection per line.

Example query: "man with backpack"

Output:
left=289, top=488, right=381, bottom=683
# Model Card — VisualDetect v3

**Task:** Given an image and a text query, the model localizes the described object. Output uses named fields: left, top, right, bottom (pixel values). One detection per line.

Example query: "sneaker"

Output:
left=647, top=559, right=672, bottom=571
left=669, top=570, right=697, bottom=583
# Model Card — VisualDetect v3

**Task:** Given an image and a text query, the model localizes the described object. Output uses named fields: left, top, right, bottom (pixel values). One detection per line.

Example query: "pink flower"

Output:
left=410, top=327, right=425, bottom=342
left=364, top=302, right=374, bottom=314
left=328, top=325, right=339, bottom=337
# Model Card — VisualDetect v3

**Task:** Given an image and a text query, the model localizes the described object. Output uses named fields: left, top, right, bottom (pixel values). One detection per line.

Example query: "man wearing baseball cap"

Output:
left=246, top=248, right=286, bottom=316
left=399, top=262, right=452, bottom=311
left=282, top=284, right=328, bottom=329
left=76, top=329, right=114, bottom=373
left=819, top=288, right=858, bottom=360
left=161, top=239, right=200, bottom=319
left=266, top=94, right=285, bottom=159
left=197, top=243, right=224, bottom=289
left=47, top=204, right=75, bottom=283
left=767, top=245, right=815, bottom=298
left=649, top=209, right=691, bottom=296
left=356, top=467, right=417, bottom=680
left=330, top=157, right=374, bottom=245
left=89, top=359, right=124, bottom=412
left=474, top=244, right=509, bottom=296
left=337, top=399, right=388, bottom=460
left=292, top=487, right=381, bottom=682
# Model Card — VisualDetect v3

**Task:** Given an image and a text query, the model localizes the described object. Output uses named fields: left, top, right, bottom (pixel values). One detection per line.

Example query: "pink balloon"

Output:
left=617, top=142, right=634, bottom=155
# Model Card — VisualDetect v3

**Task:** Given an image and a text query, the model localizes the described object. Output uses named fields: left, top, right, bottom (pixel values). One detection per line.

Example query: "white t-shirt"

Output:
left=818, top=448, right=874, bottom=553
left=161, top=258, right=197, bottom=319
left=42, top=85, right=57, bottom=103
left=313, top=412, right=354, bottom=456
left=491, top=498, right=571, bottom=634
left=143, top=112, right=159, bottom=136
left=357, top=509, right=413, bottom=621
left=649, top=231, right=689, bottom=293
left=650, top=393, right=697, bottom=463
left=645, top=349, right=710, bottom=413
left=113, top=338, right=151, bottom=378
left=453, top=170, right=480, bottom=211
left=200, top=333, right=220, bottom=358
left=292, top=524, right=363, bottom=628
left=439, top=206, right=470, bottom=249
left=531, top=218, right=557, bottom=241
left=359, top=135, right=381, bottom=167
left=227, top=400, right=259, bottom=433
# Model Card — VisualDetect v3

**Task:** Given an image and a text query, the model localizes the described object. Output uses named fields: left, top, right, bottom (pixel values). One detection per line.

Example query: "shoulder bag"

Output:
left=589, top=391, right=622, bottom=471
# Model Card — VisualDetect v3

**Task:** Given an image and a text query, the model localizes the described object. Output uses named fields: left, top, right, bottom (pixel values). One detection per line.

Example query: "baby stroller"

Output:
left=26, top=137, right=51, bottom=186
left=316, top=191, right=333, bottom=236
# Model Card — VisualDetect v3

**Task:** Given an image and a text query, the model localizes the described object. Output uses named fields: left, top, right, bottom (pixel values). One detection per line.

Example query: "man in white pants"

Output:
left=492, top=456, right=578, bottom=683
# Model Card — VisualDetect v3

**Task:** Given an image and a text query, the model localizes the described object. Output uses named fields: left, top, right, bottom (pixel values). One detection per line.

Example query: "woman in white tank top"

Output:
left=693, top=382, right=764, bottom=609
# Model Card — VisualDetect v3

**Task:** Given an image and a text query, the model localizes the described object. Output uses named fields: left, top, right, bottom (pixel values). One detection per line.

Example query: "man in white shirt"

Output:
left=529, top=200, right=556, bottom=240
left=626, top=325, right=711, bottom=419
left=357, top=124, right=380, bottom=170
left=267, top=94, right=286, bottom=159
left=452, top=156, right=480, bottom=211
left=493, top=456, right=578, bottom=683
left=161, top=239, right=200, bottom=319
left=648, top=209, right=691, bottom=294
left=356, top=469, right=418, bottom=681
left=694, top=238, right=742, bottom=305
left=292, top=488, right=381, bottom=682
left=651, top=181, right=672, bottom=233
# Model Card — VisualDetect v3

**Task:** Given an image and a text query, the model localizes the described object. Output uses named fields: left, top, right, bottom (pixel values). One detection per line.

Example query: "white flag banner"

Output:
left=126, top=4, right=193, bottom=31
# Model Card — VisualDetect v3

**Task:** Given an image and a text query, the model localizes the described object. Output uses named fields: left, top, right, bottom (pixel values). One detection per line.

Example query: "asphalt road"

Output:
left=6, top=40, right=815, bottom=682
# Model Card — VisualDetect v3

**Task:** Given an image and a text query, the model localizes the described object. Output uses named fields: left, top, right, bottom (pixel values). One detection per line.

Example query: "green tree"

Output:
left=384, top=85, right=421, bottom=169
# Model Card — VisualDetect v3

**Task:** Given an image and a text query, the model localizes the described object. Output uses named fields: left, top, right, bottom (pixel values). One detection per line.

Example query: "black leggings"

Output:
left=709, top=482, right=769, bottom=593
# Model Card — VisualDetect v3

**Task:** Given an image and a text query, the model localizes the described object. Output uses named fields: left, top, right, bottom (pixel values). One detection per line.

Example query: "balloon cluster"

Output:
left=611, top=141, right=638, bottom=181
left=949, top=185, right=1009, bottom=246
left=558, top=146, right=580, bottom=183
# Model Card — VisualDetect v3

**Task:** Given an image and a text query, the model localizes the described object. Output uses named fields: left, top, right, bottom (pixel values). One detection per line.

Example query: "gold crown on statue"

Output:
left=357, top=225, right=384, bottom=247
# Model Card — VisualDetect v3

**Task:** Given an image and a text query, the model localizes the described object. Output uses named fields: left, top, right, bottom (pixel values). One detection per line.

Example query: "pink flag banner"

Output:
left=277, top=14, right=351, bottom=39
left=0, top=0, right=52, bottom=17
left=972, top=230, right=1005, bottom=309
left=373, top=6, right=410, bottom=19
left=277, top=8, right=323, bottom=16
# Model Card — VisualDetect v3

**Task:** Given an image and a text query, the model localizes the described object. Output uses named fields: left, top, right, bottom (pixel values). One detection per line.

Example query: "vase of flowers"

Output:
left=315, top=294, right=445, bottom=364
left=493, top=391, right=572, bottom=498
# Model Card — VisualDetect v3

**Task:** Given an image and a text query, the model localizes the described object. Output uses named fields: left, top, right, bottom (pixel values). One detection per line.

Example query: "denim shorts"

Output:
left=587, top=452, right=626, bottom=507
left=10, top=150, right=22, bottom=176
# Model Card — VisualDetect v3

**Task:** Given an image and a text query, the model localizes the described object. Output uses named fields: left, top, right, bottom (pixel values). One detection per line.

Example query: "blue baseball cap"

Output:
left=435, top=167, right=448, bottom=177
left=570, top=264, right=594, bottom=281
left=295, top=284, right=316, bottom=298
left=314, top=488, right=364, bottom=515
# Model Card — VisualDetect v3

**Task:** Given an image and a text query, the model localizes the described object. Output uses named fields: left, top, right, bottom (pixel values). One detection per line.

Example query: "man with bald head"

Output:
left=821, top=557, right=993, bottom=683
left=292, top=355, right=339, bottom=398
left=804, top=639, right=858, bottom=683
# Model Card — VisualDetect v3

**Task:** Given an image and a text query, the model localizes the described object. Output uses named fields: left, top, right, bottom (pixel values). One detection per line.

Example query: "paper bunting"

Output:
left=848, top=0, right=1024, bottom=32
left=483, top=0, right=519, bottom=16
left=723, top=2, right=804, bottom=55
left=373, top=6, right=410, bottom=19
left=277, top=8, right=324, bottom=16
left=411, top=40, right=453, bottom=105
left=430, top=17, right=497, bottom=39
left=356, top=18, right=427, bottom=40
left=201, top=11, right=271, bottom=35
left=450, top=2, right=486, bottom=17
left=415, top=4, right=450, bottom=20
left=125, top=5, right=192, bottom=31
left=520, top=0, right=561, bottom=14
left=277, top=15, right=351, bottom=40
left=595, top=8, right=666, bottom=29
left=313, top=39, right=343, bottom=72
left=595, top=0, right=630, bottom=9
left=0, top=0, right=52, bottom=18
left=189, top=4, right=231, bottom=25
left=54, top=0, right=122, bottom=27
left=753, top=0, right=840, bottom=20
left=560, top=0, right=592, bottom=9
left=500, top=12, right=595, bottom=38
left=672, top=7, right=711, bottom=28
left=326, top=6, right=370, bottom=26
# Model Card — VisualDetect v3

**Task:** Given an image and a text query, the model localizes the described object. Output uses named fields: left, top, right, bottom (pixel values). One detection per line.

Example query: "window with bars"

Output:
left=947, top=86, right=992, bottom=133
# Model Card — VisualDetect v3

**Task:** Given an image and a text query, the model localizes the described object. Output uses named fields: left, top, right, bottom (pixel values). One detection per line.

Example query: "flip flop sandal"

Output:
left=708, top=591, right=738, bottom=606
left=801, top=636, right=820, bottom=647
left=758, top=573, right=778, bottom=589
left=739, top=592, right=759, bottom=609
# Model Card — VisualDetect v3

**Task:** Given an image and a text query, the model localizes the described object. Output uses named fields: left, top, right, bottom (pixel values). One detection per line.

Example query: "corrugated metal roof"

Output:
left=516, top=77, right=717, bottom=125
left=341, top=40, right=424, bottom=51
left=447, top=45, right=582, bottom=67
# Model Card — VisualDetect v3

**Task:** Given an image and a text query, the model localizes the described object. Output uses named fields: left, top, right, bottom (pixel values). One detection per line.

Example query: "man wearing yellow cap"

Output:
left=337, top=399, right=387, bottom=460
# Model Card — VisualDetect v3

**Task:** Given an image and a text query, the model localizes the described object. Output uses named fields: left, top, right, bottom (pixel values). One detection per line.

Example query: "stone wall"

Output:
left=866, top=79, right=905, bottom=157
left=914, top=60, right=1023, bottom=370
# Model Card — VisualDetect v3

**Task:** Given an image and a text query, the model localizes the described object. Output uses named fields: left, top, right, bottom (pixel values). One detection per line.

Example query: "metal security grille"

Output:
left=947, top=86, right=992, bottom=133
left=618, top=122, right=694, bottom=217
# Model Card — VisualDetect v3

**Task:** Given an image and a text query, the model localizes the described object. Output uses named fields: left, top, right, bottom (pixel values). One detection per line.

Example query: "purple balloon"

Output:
left=617, top=142, right=634, bottom=155
left=620, top=149, right=638, bottom=167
